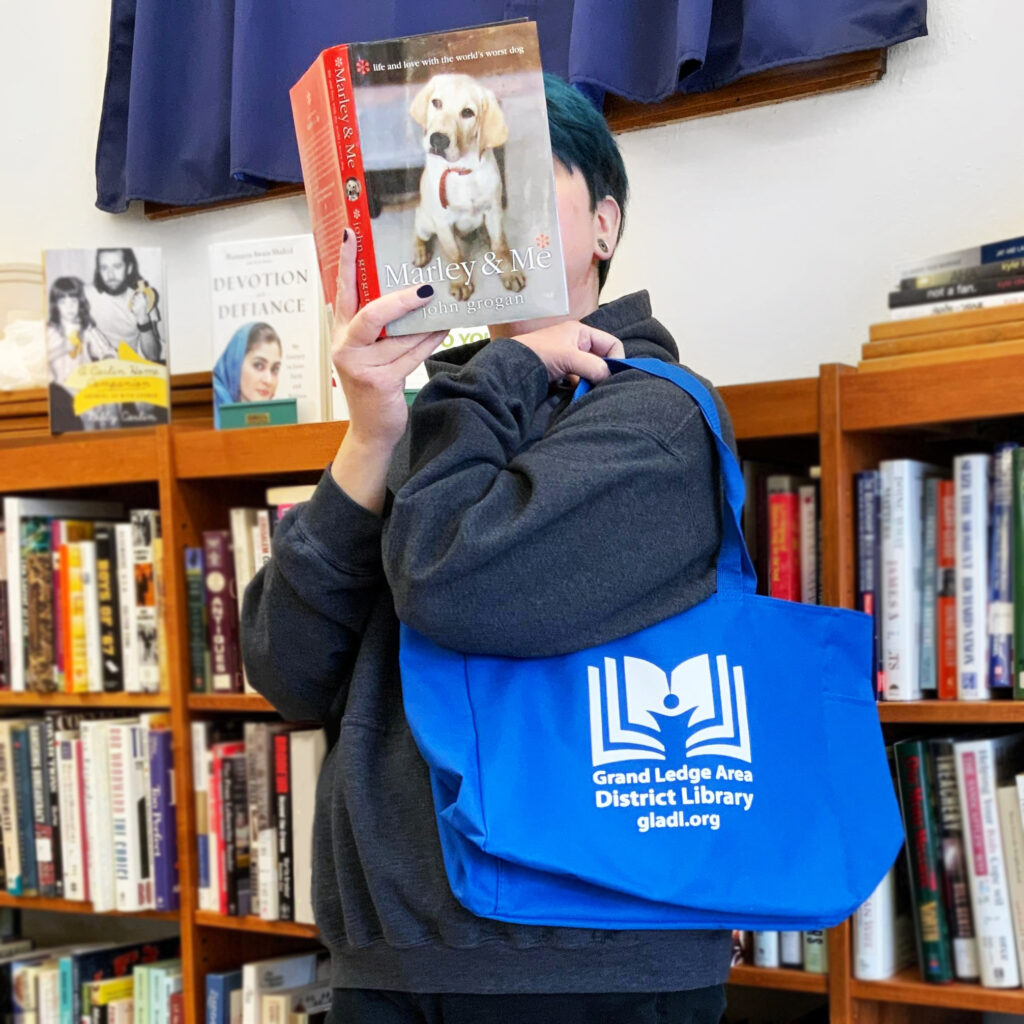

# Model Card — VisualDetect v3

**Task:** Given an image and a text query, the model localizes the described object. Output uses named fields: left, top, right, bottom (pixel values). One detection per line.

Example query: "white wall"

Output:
left=2, top=0, right=1022, bottom=385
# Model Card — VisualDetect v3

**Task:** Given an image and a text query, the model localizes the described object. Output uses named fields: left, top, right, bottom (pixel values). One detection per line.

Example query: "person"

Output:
left=46, top=276, right=120, bottom=432
left=212, top=322, right=283, bottom=427
left=85, top=247, right=164, bottom=363
left=243, top=74, right=734, bottom=1024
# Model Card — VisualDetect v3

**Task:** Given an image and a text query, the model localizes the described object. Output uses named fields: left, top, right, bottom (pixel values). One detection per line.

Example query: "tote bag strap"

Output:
left=573, top=357, right=756, bottom=597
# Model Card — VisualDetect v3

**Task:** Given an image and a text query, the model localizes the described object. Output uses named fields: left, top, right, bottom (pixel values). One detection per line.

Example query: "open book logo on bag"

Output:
left=588, top=653, right=752, bottom=767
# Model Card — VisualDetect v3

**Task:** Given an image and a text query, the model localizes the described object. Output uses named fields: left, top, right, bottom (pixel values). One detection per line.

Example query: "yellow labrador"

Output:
left=410, top=74, right=525, bottom=300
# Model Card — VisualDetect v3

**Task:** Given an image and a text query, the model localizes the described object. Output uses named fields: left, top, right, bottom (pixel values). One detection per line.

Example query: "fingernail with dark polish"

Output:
left=417, top=284, right=433, bottom=298
left=342, top=228, right=349, bottom=242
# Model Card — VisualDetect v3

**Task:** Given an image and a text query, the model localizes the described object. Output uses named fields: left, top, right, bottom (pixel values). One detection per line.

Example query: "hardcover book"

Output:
left=290, top=21, right=568, bottom=335
left=209, top=236, right=327, bottom=429
left=43, top=249, right=170, bottom=434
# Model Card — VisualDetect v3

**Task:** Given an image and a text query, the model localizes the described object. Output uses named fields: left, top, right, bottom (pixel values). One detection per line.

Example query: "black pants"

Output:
left=329, top=985, right=726, bottom=1024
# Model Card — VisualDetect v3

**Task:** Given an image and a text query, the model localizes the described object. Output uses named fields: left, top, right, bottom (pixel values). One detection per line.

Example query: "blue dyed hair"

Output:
left=543, top=73, right=628, bottom=292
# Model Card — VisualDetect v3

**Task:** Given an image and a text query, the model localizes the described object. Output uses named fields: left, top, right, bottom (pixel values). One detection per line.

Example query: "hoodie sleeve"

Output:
left=381, top=337, right=725, bottom=657
left=240, top=468, right=385, bottom=722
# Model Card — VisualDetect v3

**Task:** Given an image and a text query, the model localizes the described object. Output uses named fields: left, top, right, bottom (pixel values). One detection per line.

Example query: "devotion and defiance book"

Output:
left=290, top=21, right=568, bottom=335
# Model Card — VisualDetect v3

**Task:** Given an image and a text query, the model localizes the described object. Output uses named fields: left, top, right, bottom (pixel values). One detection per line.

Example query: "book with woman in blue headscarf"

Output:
left=208, top=235, right=328, bottom=428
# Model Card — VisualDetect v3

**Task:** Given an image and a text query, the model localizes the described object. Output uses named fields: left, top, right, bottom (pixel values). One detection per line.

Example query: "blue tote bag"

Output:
left=399, top=357, right=903, bottom=929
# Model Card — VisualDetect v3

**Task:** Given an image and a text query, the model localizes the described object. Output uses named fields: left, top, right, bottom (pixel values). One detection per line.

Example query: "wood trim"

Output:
left=718, top=377, right=819, bottom=440
left=143, top=51, right=885, bottom=221
left=193, top=911, right=320, bottom=939
left=0, top=692, right=169, bottom=708
left=851, top=969, right=1024, bottom=1014
left=188, top=694, right=276, bottom=713
left=727, top=965, right=828, bottom=993
left=877, top=700, right=1024, bottom=724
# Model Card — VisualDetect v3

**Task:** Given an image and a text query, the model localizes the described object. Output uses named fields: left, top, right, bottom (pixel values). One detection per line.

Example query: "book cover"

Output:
left=989, top=443, right=1016, bottom=688
left=797, top=481, right=819, bottom=605
left=80, top=718, right=119, bottom=913
left=43, top=249, right=170, bottom=434
left=929, top=738, right=980, bottom=980
left=26, top=722, right=55, bottom=898
left=206, top=971, right=242, bottom=1024
left=893, top=739, right=953, bottom=982
left=114, top=524, right=138, bottom=693
left=919, top=478, right=940, bottom=695
left=765, top=476, right=805, bottom=602
left=10, top=725, right=39, bottom=897
left=149, top=727, right=179, bottom=912
left=184, top=548, right=210, bottom=694
left=889, top=274, right=1024, bottom=309
left=42, top=713, right=64, bottom=898
left=937, top=480, right=958, bottom=700
left=241, top=954, right=323, bottom=1024
left=290, top=22, right=568, bottom=335
left=22, top=517, right=55, bottom=693
left=273, top=731, right=293, bottom=922
left=131, top=511, right=161, bottom=694
left=896, top=234, right=1024, bottom=282
left=802, top=931, right=828, bottom=974
left=0, top=721, right=23, bottom=895
left=209, top=236, right=326, bottom=428
left=94, top=525, right=124, bottom=693
left=954, top=454, right=991, bottom=700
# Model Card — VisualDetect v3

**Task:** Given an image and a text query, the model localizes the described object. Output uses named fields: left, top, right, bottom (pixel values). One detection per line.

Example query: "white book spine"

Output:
left=57, top=735, right=85, bottom=901
left=108, top=722, right=144, bottom=911
left=289, top=730, right=326, bottom=925
left=115, top=524, right=138, bottom=693
left=38, top=966, right=60, bottom=1024
left=995, top=786, right=1024, bottom=979
left=79, top=541, right=103, bottom=693
left=80, top=723, right=103, bottom=910
left=854, top=866, right=897, bottom=980
left=779, top=931, right=803, bottom=967
left=890, top=292, right=1024, bottom=321
left=0, top=723, right=22, bottom=894
left=241, top=956, right=319, bottom=1024
left=229, top=509, right=258, bottom=694
left=255, top=512, right=272, bottom=568
left=955, top=454, right=991, bottom=699
left=880, top=461, right=926, bottom=700
left=3, top=500, right=25, bottom=692
left=955, top=739, right=1020, bottom=987
left=752, top=931, right=780, bottom=968
left=132, top=511, right=161, bottom=694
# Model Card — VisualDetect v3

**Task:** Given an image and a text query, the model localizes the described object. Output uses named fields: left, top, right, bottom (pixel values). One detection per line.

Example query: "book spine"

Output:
left=956, top=741, right=1020, bottom=986
left=203, top=532, right=242, bottom=693
left=152, top=535, right=169, bottom=694
left=94, top=525, right=123, bottom=693
left=752, top=931, right=779, bottom=968
left=0, top=530, right=9, bottom=691
left=134, top=722, right=155, bottom=909
left=894, top=740, right=954, bottom=982
left=150, top=727, right=179, bottom=911
left=4, top=502, right=26, bottom=693
left=221, top=755, right=238, bottom=916
left=802, top=931, right=828, bottom=974
left=74, top=733, right=90, bottom=902
left=890, top=274, right=1024, bottom=308
left=768, top=492, right=800, bottom=601
left=929, top=739, right=980, bottom=980
left=890, top=292, right=1024, bottom=321
left=955, top=454, right=991, bottom=699
left=23, top=517, right=56, bottom=693
left=66, top=544, right=88, bottom=693
left=797, top=484, right=818, bottom=605
left=1015, top=448, right=1024, bottom=699
left=27, top=722, right=55, bottom=897
left=79, top=540, right=103, bottom=693
left=82, top=722, right=115, bottom=912
left=191, top=722, right=211, bottom=911
left=902, top=257, right=1024, bottom=291
left=184, top=548, right=210, bottom=693
left=115, top=524, right=138, bottom=693
left=0, top=725, right=21, bottom=894
left=210, top=744, right=227, bottom=915
left=855, top=471, right=884, bottom=698
left=43, top=714, right=63, bottom=898
left=274, top=732, right=293, bottom=921
left=244, top=722, right=262, bottom=919
left=995, top=784, right=1024, bottom=984
left=989, top=444, right=1016, bottom=688
left=56, top=737, right=83, bottom=900
left=108, top=723, right=140, bottom=911
left=854, top=865, right=897, bottom=980
left=937, top=480, right=959, bottom=700
left=255, top=512, right=272, bottom=570
left=11, top=726, right=38, bottom=896
left=919, top=479, right=940, bottom=694
left=132, top=511, right=161, bottom=694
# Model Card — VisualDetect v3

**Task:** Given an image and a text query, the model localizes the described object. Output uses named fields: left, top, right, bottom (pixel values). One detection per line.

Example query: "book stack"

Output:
left=855, top=447, right=1024, bottom=702
left=0, top=498, right=167, bottom=694
left=731, top=929, right=829, bottom=974
left=0, top=713, right=178, bottom=910
left=192, top=720, right=325, bottom=924
left=741, top=463, right=822, bottom=603
left=206, top=952, right=329, bottom=1024
left=856, top=733, right=1024, bottom=990
left=185, top=486, right=314, bottom=695
left=0, top=935, right=179, bottom=1024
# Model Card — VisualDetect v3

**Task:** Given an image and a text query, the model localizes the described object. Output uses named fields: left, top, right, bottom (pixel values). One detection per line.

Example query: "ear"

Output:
left=410, top=82, right=433, bottom=128
left=594, top=195, right=622, bottom=259
left=477, top=90, right=509, bottom=151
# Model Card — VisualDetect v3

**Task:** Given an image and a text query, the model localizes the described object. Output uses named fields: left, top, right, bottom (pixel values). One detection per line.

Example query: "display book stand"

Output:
left=1, top=339, right=1022, bottom=1024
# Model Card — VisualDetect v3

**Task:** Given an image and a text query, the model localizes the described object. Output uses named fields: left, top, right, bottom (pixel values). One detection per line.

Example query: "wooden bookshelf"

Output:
left=9, top=350, right=1024, bottom=1024
left=0, top=892, right=177, bottom=920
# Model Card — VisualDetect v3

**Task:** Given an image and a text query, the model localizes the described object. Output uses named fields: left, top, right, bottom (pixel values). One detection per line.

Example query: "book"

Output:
left=918, top=479, right=940, bottom=695
left=205, top=971, right=242, bottom=1024
left=258, top=984, right=330, bottom=1024
left=27, top=722, right=55, bottom=897
left=954, top=454, right=991, bottom=700
left=954, top=733, right=1024, bottom=987
left=855, top=470, right=883, bottom=698
left=149, top=726, right=178, bottom=912
left=108, top=721, right=153, bottom=911
left=889, top=274, right=1024, bottom=310
left=11, top=725, right=39, bottom=896
left=802, top=931, right=828, bottom=974
left=79, top=718, right=121, bottom=912
left=202, top=532, right=242, bottom=693
left=936, top=480, right=958, bottom=700
left=0, top=720, right=24, bottom=894
left=779, top=931, right=802, bottom=968
left=995, top=780, right=1024, bottom=985
left=273, top=732, right=293, bottom=921
left=989, top=443, right=1016, bottom=688
left=889, top=292, right=1024, bottom=322
left=765, top=475, right=808, bottom=602
left=288, top=729, right=326, bottom=925
left=240, top=954, right=324, bottom=1024
left=208, top=236, right=327, bottom=428
left=929, top=738, right=979, bottom=980
left=79, top=540, right=103, bottom=692
left=114, top=524, right=138, bottom=693
left=131, top=511, right=161, bottom=694
left=43, top=249, right=170, bottom=433
left=853, top=860, right=915, bottom=981
left=184, top=549, right=210, bottom=694
left=752, top=931, right=779, bottom=968
left=22, top=517, right=56, bottom=693
left=893, top=739, right=953, bottom=982
left=797, top=481, right=819, bottom=605
left=289, top=21, right=569, bottom=335
left=896, top=234, right=1024, bottom=282
left=93, top=525, right=124, bottom=692
left=901, top=258, right=1024, bottom=292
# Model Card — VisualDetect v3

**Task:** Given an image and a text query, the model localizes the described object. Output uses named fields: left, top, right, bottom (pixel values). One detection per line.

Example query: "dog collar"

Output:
left=439, top=166, right=472, bottom=209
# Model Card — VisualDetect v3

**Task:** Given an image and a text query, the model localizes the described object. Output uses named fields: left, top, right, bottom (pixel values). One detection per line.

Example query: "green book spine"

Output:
left=894, top=738, right=954, bottom=982
left=1013, top=447, right=1024, bottom=698
left=184, top=548, right=210, bottom=693
left=801, top=930, right=828, bottom=973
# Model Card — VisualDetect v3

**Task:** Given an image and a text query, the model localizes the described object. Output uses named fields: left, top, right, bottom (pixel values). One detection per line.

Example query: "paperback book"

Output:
left=43, top=249, right=169, bottom=433
left=290, top=20, right=568, bottom=335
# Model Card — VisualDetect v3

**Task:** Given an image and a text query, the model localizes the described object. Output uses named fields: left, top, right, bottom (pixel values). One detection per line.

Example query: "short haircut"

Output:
left=94, top=247, right=140, bottom=292
left=543, top=73, right=628, bottom=292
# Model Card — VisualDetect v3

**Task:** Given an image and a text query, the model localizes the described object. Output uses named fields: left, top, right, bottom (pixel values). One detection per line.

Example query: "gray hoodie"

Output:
left=242, top=290, right=734, bottom=993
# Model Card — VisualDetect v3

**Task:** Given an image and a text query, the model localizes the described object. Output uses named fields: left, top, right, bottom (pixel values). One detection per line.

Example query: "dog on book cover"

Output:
left=247, top=73, right=731, bottom=1024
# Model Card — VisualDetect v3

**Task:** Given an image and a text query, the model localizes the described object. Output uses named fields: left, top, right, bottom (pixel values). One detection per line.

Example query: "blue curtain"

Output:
left=95, top=0, right=926, bottom=213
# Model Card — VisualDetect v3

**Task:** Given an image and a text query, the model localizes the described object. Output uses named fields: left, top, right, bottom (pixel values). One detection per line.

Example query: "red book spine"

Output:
left=274, top=732, right=293, bottom=921
left=937, top=479, right=958, bottom=699
left=51, top=522, right=64, bottom=689
left=768, top=493, right=800, bottom=601
left=169, top=992, right=183, bottom=1024
left=210, top=744, right=226, bottom=915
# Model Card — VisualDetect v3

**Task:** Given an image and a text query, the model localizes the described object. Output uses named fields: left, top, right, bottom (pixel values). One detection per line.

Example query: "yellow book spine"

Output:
left=67, top=544, right=88, bottom=693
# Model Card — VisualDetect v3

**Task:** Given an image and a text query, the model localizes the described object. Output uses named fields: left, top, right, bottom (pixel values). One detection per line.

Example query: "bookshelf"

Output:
left=3, top=354, right=1024, bottom=1024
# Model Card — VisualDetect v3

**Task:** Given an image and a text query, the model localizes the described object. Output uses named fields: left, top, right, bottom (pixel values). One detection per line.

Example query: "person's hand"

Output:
left=511, top=320, right=624, bottom=387
left=130, top=286, right=150, bottom=324
left=331, top=231, right=446, bottom=451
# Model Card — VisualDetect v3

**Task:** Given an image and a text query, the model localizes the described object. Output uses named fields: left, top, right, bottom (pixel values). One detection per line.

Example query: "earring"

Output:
left=597, top=239, right=609, bottom=253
